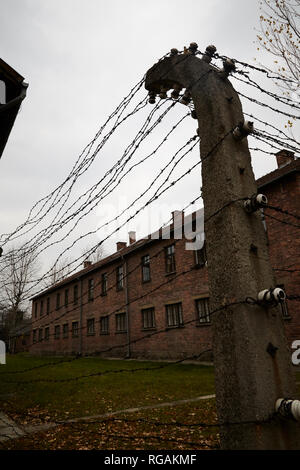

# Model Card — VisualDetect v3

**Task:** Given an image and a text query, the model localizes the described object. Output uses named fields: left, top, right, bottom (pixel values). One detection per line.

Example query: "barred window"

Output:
left=44, top=327, right=50, bottom=341
left=65, top=289, right=69, bottom=307
left=56, top=293, right=61, bottom=310
left=72, top=321, right=79, bottom=338
left=142, top=307, right=155, bottom=329
left=73, top=285, right=78, bottom=305
left=100, top=316, right=109, bottom=335
left=166, top=303, right=183, bottom=327
left=142, top=255, right=151, bottom=282
left=33, top=330, right=37, bottom=343
left=116, top=266, right=124, bottom=290
left=195, top=240, right=207, bottom=267
left=40, top=300, right=44, bottom=316
left=46, top=297, right=50, bottom=315
left=165, top=244, right=176, bottom=273
left=54, top=325, right=60, bottom=339
left=196, top=298, right=210, bottom=323
left=116, top=312, right=127, bottom=332
left=63, top=323, right=69, bottom=338
left=101, top=273, right=108, bottom=296
left=88, top=279, right=94, bottom=301
left=38, top=328, right=43, bottom=342
left=87, top=318, right=95, bottom=335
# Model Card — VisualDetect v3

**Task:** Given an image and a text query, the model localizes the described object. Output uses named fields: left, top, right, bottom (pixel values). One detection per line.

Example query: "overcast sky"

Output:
left=0, top=0, right=298, bottom=291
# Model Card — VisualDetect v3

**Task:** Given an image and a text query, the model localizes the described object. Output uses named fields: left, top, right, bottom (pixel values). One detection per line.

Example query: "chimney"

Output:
left=128, top=231, right=136, bottom=245
left=276, top=149, right=295, bottom=169
left=84, top=260, right=92, bottom=268
left=116, top=241, right=127, bottom=251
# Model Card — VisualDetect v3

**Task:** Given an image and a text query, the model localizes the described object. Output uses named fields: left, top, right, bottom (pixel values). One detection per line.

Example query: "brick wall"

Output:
left=29, top=164, right=299, bottom=361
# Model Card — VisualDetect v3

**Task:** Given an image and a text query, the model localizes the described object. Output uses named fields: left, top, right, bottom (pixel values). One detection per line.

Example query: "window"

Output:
left=196, top=298, right=210, bottom=324
left=142, top=307, right=155, bottom=329
left=33, top=330, right=37, bottom=343
left=195, top=240, right=207, bottom=267
left=116, top=266, right=124, bottom=290
left=166, top=303, right=183, bottom=327
left=165, top=244, right=176, bottom=274
left=87, top=318, right=95, bottom=335
left=101, top=273, right=108, bottom=296
left=40, top=300, right=44, bottom=316
left=72, top=321, right=79, bottom=338
left=54, top=325, right=60, bottom=339
left=100, top=316, right=109, bottom=335
left=65, top=289, right=69, bottom=307
left=63, top=323, right=69, bottom=338
left=44, top=327, right=50, bottom=341
left=73, top=285, right=78, bottom=305
left=34, top=303, right=38, bottom=319
left=88, top=279, right=94, bottom=301
left=116, top=312, right=127, bottom=332
left=56, top=293, right=61, bottom=310
left=38, top=328, right=43, bottom=342
left=46, top=297, right=50, bottom=315
left=142, top=255, right=151, bottom=282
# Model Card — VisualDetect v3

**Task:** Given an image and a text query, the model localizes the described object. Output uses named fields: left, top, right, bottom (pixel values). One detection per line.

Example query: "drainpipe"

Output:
left=122, top=255, right=131, bottom=358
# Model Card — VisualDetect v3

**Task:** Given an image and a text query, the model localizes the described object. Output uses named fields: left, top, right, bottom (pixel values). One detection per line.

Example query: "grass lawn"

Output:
left=0, top=354, right=218, bottom=450
left=0, top=354, right=299, bottom=450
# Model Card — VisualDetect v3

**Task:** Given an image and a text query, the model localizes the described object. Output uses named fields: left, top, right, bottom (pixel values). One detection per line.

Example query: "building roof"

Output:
left=31, top=209, right=204, bottom=300
left=0, top=58, right=28, bottom=159
left=256, top=157, right=300, bottom=189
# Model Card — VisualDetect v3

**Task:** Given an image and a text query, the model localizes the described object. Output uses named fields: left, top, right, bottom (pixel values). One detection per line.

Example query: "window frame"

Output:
left=54, top=325, right=60, bottom=340
left=166, top=302, right=183, bottom=328
left=73, top=284, right=78, bottom=305
left=195, top=297, right=211, bottom=324
left=165, top=244, right=176, bottom=274
left=141, top=255, right=151, bottom=283
left=100, top=315, right=109, bottom=335
left=141, top=307, right=156, bottom=330
left=44, top=327, right=50, bottom=341
left=115, top=312, right=127, bottom=333
left=101, top=273, right=108, bottom=296
left=116, top=266, right=124, bottom=291
left=56, top=293, right=61, bottom=310
left=63, top=323, right=69, bottom=338
left=88, top=279, right=94, bottom=302
left=72, top=321, right=79, bottom=338
left=87, top=318, right=95, bottom=336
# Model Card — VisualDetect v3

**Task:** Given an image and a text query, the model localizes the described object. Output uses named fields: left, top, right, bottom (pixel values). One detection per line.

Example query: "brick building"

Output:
left=29, top=151, right=299, bottom=360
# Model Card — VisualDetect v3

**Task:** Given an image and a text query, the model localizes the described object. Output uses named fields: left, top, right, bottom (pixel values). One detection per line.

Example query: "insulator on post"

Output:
left=188, top=42, right=198, bottom=55
left=170, top=48, right=179, bottom=56
left=191, top=109, right=197, bottom=119
left=148, top=90, right=156, bottom=104
left=219, top=58, right=236, bottom=79
left=257, top=287, right=286, bottom=306
left=180, top=90, right=191, bottom=106
left=202, top=45, right=217, bottom=63
left=171, top=84, right=182, bottom=100
left=159, top=86, right=169, bottom=99
left=232, top=121, right=254, bottom=140
left=276, top=398, right=300, bottom=421
left=244, top=194, right=268, bottom=213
